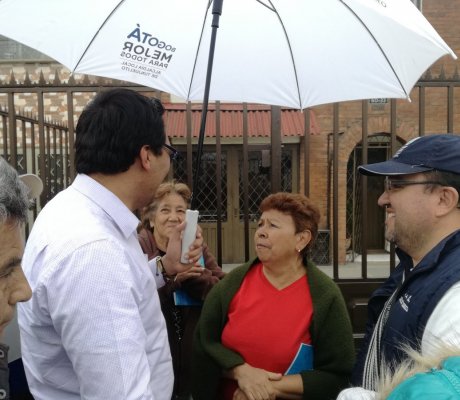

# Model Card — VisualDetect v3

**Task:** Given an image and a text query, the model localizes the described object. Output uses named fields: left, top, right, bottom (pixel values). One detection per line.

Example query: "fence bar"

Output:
left=37, top=91, right=46, bottom=206
left=361, top=101, right=368, bottom=279
left=7, top=92, right=17, bottom=167
left=333, top=103, right=339, bottom=279
left=215, top=102, right=223, bottom=265
left=66, top=90, right=76, bottom=181
left=270, top=106, right=281, bottom=193
left=448, top=85, right=454, bottom=133
left=186, top=101, right=193, bottom=189
left=242, top=103, right=250, bottom=262
left=419, top=86, right=425, bottom=136
left=390, top=100, right=397, bottom=272
left=303, top=109, right=310, bottom=197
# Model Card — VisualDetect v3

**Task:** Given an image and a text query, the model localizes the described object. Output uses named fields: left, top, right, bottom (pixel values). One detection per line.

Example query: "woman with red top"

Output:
left=138, top=181, right=225, bottom=400
left=192, top=192, right=355, bottom=400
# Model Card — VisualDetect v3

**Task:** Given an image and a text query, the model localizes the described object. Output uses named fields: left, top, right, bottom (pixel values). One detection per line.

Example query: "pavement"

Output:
left=223, top=253, right=398, bottom=280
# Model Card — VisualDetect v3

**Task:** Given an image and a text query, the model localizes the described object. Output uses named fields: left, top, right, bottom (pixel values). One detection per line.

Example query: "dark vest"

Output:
left=353, top=230, right=460, bottom=385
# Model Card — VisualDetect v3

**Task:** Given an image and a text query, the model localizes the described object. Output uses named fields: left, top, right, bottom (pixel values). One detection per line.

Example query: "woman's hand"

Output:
left=173, top=265, right=204, bottom=284
left=233, top=388, right=250, bottom=400
left=231, top=363, right=282, bottom=400
left=162, top=221, right=203, bottom=274
left=234, top=377, right=304, bottom=400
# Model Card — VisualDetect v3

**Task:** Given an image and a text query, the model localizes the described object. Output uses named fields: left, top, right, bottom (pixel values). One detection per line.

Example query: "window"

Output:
left=0, top=36, right=51, bottom=61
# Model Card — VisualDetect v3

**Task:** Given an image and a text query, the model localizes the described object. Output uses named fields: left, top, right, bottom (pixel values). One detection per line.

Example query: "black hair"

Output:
left=75, top=88, right=166, bottom=174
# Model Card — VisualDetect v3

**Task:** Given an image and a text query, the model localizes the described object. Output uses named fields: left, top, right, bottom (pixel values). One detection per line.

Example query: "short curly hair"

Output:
left=140, top=181, right=191, bottom=231
left=259, top=192, right=320, bottom=260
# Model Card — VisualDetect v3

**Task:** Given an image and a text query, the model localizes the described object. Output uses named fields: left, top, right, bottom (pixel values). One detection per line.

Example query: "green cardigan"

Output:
left=192, top=258, right=355, bottom=400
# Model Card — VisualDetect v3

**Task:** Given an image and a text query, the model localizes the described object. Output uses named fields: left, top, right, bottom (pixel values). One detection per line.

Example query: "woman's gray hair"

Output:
left=0, top=157, right=30, bottom=225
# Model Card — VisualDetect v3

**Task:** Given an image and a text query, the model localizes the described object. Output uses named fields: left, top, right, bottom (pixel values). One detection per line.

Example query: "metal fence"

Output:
left=1, top=69, right=460, bottom=347
left=1, top=68, right=460, bottom=266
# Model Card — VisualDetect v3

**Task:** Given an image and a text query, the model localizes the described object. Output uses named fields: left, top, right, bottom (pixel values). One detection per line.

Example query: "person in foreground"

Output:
left=0, top=157, right=36, bottom=398
left=138, top=181, right=225, bottom=399
left=338, top=134, right=460, bottom=400
left=192, top=192, right=355, bottom=400
left=378, top=344, right=460, bottom=399
left=18, top=89, right=203, bottom=400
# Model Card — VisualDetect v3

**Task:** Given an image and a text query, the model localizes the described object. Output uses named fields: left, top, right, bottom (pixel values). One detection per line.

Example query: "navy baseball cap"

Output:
left=358, top=134, right=460, bottom=176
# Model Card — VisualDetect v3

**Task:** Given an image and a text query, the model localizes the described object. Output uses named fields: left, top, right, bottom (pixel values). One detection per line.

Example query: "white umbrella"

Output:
left=0, top=0, right=455, bottom=203
left=0, top=0, right=455, bottom=108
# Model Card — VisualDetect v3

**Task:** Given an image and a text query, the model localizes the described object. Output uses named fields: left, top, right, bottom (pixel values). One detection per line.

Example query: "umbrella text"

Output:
left=127, top=24, right=176, bottom=52
left=122, top=42, right=172, bottom=66
left=120, top=50, right=169, bottom=69
left=121, top=60, right=162, bottom=77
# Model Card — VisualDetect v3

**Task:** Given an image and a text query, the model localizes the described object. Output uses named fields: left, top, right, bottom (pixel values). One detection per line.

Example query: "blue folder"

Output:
left=173, top=255, right=205, bottom=306
left=285, top=343, right=314, bottom=375
left=173, top=289, right=203, bottom=306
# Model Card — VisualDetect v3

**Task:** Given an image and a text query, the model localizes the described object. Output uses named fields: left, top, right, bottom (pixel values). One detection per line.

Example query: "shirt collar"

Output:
left=396, top=229, right=460, bottom=275
left=71, top=174, right=140, bottom=239
left=374, top=230, right=460, bottom=297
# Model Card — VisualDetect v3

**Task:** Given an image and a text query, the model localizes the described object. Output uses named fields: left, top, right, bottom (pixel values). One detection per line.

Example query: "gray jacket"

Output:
left=0, top=343, right=9, bottom=400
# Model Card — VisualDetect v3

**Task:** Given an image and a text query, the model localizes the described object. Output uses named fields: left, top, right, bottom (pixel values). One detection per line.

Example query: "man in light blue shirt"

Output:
left=18, top=89, right=203, bottom=400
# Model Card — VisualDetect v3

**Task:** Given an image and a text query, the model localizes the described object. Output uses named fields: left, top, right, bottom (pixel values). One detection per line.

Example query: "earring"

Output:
left=296, top=248, right=301, bottom=253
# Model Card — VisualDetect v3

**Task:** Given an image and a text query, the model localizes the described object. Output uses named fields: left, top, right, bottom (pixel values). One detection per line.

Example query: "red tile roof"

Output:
left=163, top=103, right=320, bottom=138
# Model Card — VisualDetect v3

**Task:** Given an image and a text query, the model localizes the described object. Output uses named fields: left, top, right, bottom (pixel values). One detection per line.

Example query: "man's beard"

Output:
left=388, top=219, right=425, bottom=255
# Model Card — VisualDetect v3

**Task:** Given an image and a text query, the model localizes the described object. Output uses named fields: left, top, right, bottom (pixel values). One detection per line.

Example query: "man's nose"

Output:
left=10, top=268, right=32, bottom=305
left=377, top=190, right=390, bottom=208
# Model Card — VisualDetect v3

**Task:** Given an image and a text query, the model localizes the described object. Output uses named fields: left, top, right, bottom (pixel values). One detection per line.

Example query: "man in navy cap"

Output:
left=338, top=134, right=460, bottom=399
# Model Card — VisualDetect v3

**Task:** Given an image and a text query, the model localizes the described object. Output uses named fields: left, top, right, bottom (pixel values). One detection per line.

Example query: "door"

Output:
left=173, top=144, right=298, bottom=264
left=346, top=134, right=403, bottom=254
left=224, top=145, right=297, bottom=263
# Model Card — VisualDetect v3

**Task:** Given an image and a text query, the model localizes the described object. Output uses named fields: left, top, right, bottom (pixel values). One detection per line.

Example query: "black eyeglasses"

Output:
left=162, top=143, right=180, bottom=161
left=384, top=177, right=443, bottom=192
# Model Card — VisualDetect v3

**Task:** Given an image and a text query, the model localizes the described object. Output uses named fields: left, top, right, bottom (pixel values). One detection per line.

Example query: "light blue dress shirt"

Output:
left=18, top=174, right=173, bottom=400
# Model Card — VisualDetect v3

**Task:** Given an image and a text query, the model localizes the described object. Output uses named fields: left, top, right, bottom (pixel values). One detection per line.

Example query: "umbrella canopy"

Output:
left=0, top=0, right=456, bottom=110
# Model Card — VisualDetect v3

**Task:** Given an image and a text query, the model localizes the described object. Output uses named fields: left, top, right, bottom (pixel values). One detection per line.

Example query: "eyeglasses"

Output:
left=162, top=143, right=180, bottom=161
left=384, top=177, right=443, bottom=192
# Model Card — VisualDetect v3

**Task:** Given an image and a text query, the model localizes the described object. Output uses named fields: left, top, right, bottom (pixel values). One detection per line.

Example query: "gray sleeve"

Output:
left=0, top=343, right=9, bottom=400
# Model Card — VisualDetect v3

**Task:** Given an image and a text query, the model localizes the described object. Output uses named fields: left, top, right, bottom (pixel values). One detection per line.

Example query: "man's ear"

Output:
left=436, top=186, right=459, bottom=216
left=139, top=145, right=152, bottom=171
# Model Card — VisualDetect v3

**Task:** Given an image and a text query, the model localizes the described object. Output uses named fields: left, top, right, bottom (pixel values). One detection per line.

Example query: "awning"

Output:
left=163, top=103, right=320, bottom=138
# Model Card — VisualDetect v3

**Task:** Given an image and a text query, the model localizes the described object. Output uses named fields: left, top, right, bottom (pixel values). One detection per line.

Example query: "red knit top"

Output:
left=219, top=262, right=313, bottom=399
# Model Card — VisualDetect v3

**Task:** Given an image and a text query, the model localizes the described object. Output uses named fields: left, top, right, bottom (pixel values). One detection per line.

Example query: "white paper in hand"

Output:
left=181, top=209, right=199, bottom=263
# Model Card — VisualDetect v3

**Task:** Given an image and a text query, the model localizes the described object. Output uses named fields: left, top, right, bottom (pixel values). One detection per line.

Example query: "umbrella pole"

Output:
left=190, top=0, right=223, bottom=210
